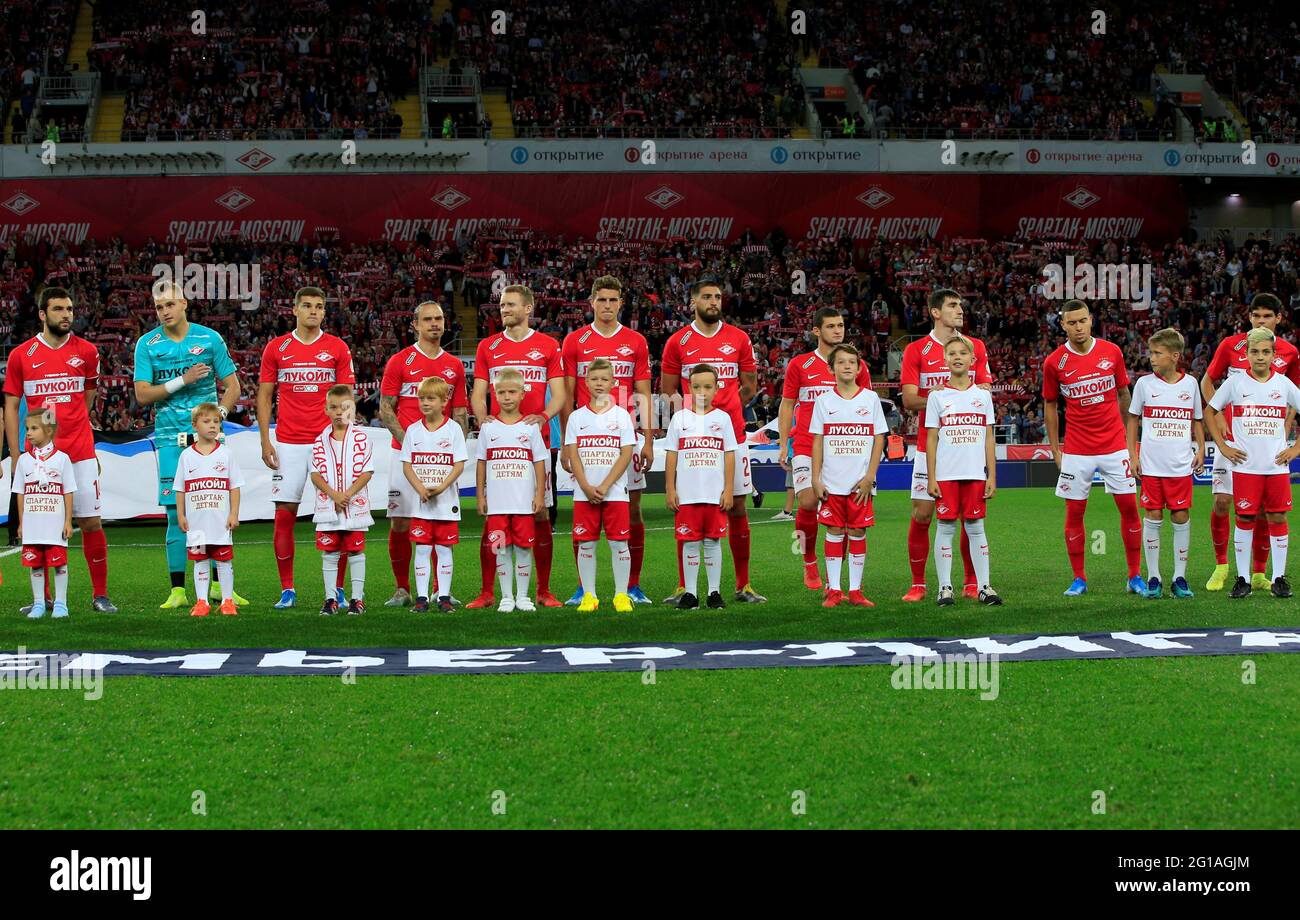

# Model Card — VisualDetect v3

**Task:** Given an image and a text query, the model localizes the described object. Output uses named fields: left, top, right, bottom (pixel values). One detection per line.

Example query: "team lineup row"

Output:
left=4, top=280, right=1299, bottom=616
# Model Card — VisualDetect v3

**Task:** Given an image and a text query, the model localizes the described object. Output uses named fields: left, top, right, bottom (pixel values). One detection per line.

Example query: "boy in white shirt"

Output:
left=811, top=344, right=886, bottom=608
left=477, top=368, right=547, bottom=612
left=1126, top=328, right=1205, bottom=599
left=665, top=364, right=735, bottom=609
left=924, top=337, right=1001, bottom=606
left=11, top=410, right=75, bottom=619
left=401, top=376, right=468, bottom=613
left=1207, top=326, right=1300, bottom=598
left=310, top=385, right=375, bottom=615
left=565, top=359, right=636, bottom=612
left=175, top=403, right=245, bottom=617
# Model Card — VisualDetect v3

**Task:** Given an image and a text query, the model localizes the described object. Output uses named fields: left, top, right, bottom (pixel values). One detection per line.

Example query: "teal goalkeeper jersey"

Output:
left=133, top=322, right=237, bottom=439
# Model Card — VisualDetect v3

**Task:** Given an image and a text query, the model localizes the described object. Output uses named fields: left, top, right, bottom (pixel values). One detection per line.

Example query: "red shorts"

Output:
left=936, top=480, right=986, bottom=521
left=817, top=493, right=875, bottom=529
left=1232, top=472, right=1293, bottom=515
left=1140, top=475, right=1193, bottom=511
left=316, top=530, right=367, bottom=553
left=188, top=544, right=234, bottom=562
left=21, top=545, right=67, bottom=568
left=409, top=519, right=460, bottom=546
left=572, top=500, right=631, bottom=543
left=674, top=503, right=729, bottom=541
left=486, top=514, right=536, bottom=548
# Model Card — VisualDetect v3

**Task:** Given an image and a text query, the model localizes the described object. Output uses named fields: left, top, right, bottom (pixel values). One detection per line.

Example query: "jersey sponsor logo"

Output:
left=1059, top=376, right=1116, bottom=399
left=488, top=446, right=532, bottom=461
left=186, top=477, right=230, bottom=491
left=526, top=349, right=545, bottom=362
left=616, top=344, right=635, bottom=357
left=577, top=434, right=623, bottom=449
left=277, top=368, right=337, bottom=384
left=1096, top=359, right=1113, bottom=370
left=718, top=343, right=736, bottom=355
left=1057, top=352, right=1069, bottom=371
left=939, top=413, right=986, bottom=426
left=411, top=451, right=455, bottom=465
left=1143, top=406, right=1193, bottom=420
left=680, top=436, right=724, bottom=450
left=489, top=365, right=547, bottom=383
left=66, top=356, right=85, bottom=368
left=315, top=352, right=333, bottom=362
left=24, top=376, right=85, bottom=397
left=824, top=423, right=876, bottom=436
left=1233, top=405, right=1285, bottom=419
left=577, top=359, right=634, bottom=378
left=25, top=480, right=64, bottom=495
left=920, top=371, right=950, bottom=389
left=189, top=346, right=205, bottom=355
left=797, top=385, right=833, bottom=403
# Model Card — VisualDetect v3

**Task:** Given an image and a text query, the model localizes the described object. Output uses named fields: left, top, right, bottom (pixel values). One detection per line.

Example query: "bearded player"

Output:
left=468, top=284, right=565, bottom=608
left=133, top=280, right=242, bottom=608
left=559, top=275, right=654, bottom=606
left=1042, top=300, right=1145, bottom=596
left=258, top=286, right=355, bottom=609
left=778, top=306, right=872, bottom=591
left=4, top=287, right=118, bottom=613
left=660, top=278, right=765, bottom=604
left=898, top=289, right=991, bottom=601
left=379, top=300, right=468, bottom=606
left=1199, top=292, right=1300, bottom=591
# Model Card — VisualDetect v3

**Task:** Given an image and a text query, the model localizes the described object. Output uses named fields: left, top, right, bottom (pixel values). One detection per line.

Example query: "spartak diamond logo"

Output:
left=2, top=191, right=39, bottom=216
left=315, top=352, right=333, bottom=362
left=431, top=187, right=470, bottom=211
left=67, top=357, right=85, bottom=368
left=216, top=188, right=254, bottom=213
left=856, top=186, right=894, bottom=209
left=645, top=186, right=683, bottom=210
left=1063, top=186, right=1099, bottom=209
left=236, top=148, right=275, bottom=171
left=1096, top=359, right=1113, bottom=370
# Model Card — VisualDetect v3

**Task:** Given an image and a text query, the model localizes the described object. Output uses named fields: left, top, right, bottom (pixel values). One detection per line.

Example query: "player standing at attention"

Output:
left=809, top=344, right=886, bottom=607
left=565, top=359, right=636, bottom=612
left=469, top=285, right=565, bottom=609
left=1126, top=328, right=1205, bottom=598
left=477, top=369, right=548, bottom=612
left=258, top=286, right=355, bottom=609
left=925, top=337, right=1001, bottom=606
left=175, top=403, right=244, bottom=617
left=1206, top=326, right=1300, bottom=598
left=664, top=364, right=736, bottom=609
left=10, top=411, right=75, bottom=618
left=311, top=385, right=375, bottom=616
left=1200, top=293, right=1300, bottom=591
left=778, top=306, right=872, bottom=592
left=660, top=278, right=764, bottom=605
left=899, top=288, right=993, bottom=602
left=1042, top=300, right=1145, bottom=596
left=400, top=377, right=468, bottom=612
left=133, top=281, right=242, bottom=609
left=379, top=300, right=468, bottom=606
left=559, top=276, right=654, bottom=606
left=4, top=287, right=118, bottom=613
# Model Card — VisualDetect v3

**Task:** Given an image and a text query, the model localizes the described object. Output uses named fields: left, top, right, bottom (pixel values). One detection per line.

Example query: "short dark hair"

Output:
left=295, top=286, right=326, bottom=304
left=1060, top=299, right=1090, bottom=317
left=39, top=287, right=72, bottom=311
left=688, top=363, right=719, bottom=382
left=812, top=306, right=842, bottom=328
left=690, top=277, right=722, bottom=299
left=928, top=288, right=960, bottom=312
left=827, top=343, right=860, bottom=366
left=1250, top=292, right=1282, bottom=315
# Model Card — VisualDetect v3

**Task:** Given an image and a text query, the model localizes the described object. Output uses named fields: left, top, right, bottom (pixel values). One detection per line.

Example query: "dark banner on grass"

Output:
left=3, top=627, right=1298, bottom=678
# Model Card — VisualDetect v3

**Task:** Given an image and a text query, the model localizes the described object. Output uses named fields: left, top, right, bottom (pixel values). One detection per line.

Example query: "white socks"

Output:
left=965, top=519, right=990, bottom=588
left=52, top=565, right=68, bottom=604
left=496, top=547, right=513, bottom=600
left=348, top=553, right=366, bottom=599
left=848, top=536, right=866, bottom=591
left=194, top=559, right=211, bottom=602
left=934, top=520, right=958, bottom=588
left=824, top=533, right=844, bottom=590
left=1172, top=520, right=1190, bottom=580
left=215, top=560, right=233, bottom=601
left=577, top=542, right=597, bottom=594
left=514, top=548, right=532, bottom=598
left=702, top=538, right=721, bottom=595
left=610, top=540, right=630, bottom=595
left=1143, top=517, right=1162, bottom=582
left=414, top=543, right=433, bottom=598
left=682, top=541, right=701, bottom=596
left=435, top=544, right=454, bottom=598
left=1271, top=525, right=1289, bottom=581
left=1234, top=525, right=1253, bottom=579
left=30, top=568, right=45, bottom=605
left=323, top=552, right=340, bottom=599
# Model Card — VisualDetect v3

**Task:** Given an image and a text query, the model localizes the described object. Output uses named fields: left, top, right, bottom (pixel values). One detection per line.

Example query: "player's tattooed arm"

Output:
left=452, top=405, right=468, bottom=435
left=379, top=394, right=404, bottom=443
left=738, top=371, right=757, bottom=404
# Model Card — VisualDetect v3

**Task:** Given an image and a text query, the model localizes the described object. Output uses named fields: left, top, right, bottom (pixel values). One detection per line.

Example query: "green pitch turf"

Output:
left=1, top=488, right=1298, bottom=828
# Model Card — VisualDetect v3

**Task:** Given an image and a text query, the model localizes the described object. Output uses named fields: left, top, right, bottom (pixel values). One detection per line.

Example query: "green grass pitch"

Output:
left=1, top=487, right=1297, bottom=828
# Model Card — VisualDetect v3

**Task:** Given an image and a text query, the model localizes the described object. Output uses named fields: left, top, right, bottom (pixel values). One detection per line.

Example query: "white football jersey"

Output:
left=174, top=443, right=245, bottom=547
left=924, top=384, right=995, bottom=481
left=565, top=403, right=636, bottom=502
left=810, top=386, right=888, bottom=494
left=1208, top=371, right=1300, bottom=475
left=400, top=418, right=469, bottom=521
left=10, top=445, right=76, bottom=546
left=1129, top=372, right=1203, bottom=477
left=665, top=408, right=737, bottom=505
left=478, top=418, right=548, bottom=514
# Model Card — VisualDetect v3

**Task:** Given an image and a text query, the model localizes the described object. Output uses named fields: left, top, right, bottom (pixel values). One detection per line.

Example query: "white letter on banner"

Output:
left=785, top=641, right=942, bottom=661
left=258, top=650, right=386, bottom=670
left=541, top=647, right=685, bottom=666
left=1224, top=631, right=1300, bottom=648
left=62, top=653, right=231, bottom=672
left=938, top=635, right=1111, bottom=655
left=1109, top=632, right=1207, bottom=650
left=408, top=649, right=532, bottom=668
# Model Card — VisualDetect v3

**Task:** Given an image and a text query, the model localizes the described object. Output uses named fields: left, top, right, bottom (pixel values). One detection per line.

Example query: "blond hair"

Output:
left=493, top=368, right=525, bottom=390
left=586, top=357, right=614, bottom=376
left=1246, top=326, right=1276, bottom=349
left=501, top=284, right=535, bottom=307
left=191, top=402, right=222, bottom=424
left=1147, top=327, right=1184, bottom=354
left=417, top=376, right=450, bottom=400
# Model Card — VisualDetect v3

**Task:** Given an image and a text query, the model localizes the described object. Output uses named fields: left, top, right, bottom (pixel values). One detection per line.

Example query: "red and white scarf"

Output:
left=311, top=424, right=373, bottom=528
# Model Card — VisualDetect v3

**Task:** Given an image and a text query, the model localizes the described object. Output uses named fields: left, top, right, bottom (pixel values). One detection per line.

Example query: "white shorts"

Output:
left=269, top=440, right=314, bottom=504
left=387, top=452, right=422, bottom=519
left=71, top=458, right=102, bottom=518
left=1055, top=449, right=1136, bottom=500
left=910, top=451, right=932, bottom=501
left=793, top=454, right=813, bottom=493
left=544, top=449, right=555, bottom=509
left=626, top=434, right=647, bottom=492
left=733, top=441, right=753, bottom=498
left=1211, top=456, right=1234, bottom=496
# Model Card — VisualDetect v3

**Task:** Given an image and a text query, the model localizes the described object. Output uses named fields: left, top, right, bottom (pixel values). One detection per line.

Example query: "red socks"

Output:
left=1210, top=509, right=1230, bottom=565
left=1252, top=524, right=1270, bottom=574
left=795, top=508, right=818, bottom=564
left=81, top=527, right=108, bottom=597
left=1065, top=498, right=1088, bottom=579
left=729, top=513, right=751, bottom=590
left=629, top=520, right=645, bottom=586
left=336, top=553, right=348, bottom=588
left=479, top=530, right=495, bottom=594
left=388, top=528, right=411, bottom=591
left=273, top=508, right=296, bottom=589
left=959, top=525, right=976, bottom=588
left=907, top=518, right=929, bottom=587
left=1114, top=492, right=1142, bottom=579
left=535, top=518, right=553, bottom=595
left=676, top=537, right=685, bottom=588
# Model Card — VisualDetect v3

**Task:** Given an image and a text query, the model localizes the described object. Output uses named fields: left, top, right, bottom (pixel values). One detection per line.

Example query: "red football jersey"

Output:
left=380, top=343, right=468, bottom=448
left=1041, top=337, right=1130, bottom=455
left=562, top=323, right=651, bottom=423
left=1205, top=332, right=1300, bottom=441
left=660, top=321, right=757, bottom=442
left=3, top=334, right=100, bottom=462
left=259, top=330, right=355, bottom=444
left=474, top=329, right=564, bottom=447
left=782, top=349, right=873, bottom=456
left=900, top=331, right=992, bottom=447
